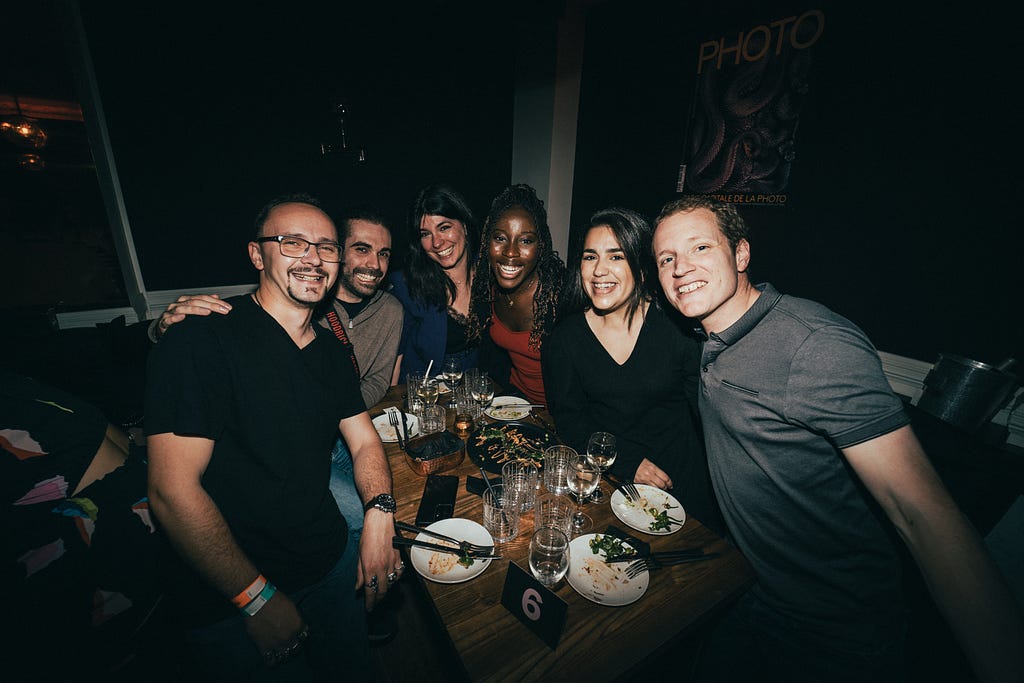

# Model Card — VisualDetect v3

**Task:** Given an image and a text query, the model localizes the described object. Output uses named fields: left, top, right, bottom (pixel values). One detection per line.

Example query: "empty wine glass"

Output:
left=471, top=372, right=494, bottom=412
left=567, top=453, right=601, bottom=534
left=529, top=527, right=570, bottom=588
left=585, top=431, right=616, bottom=503
left=442, top=355, right=463, bottom=408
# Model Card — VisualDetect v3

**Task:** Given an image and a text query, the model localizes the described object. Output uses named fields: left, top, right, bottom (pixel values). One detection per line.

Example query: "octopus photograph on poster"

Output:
left=680, top=9, right=825, bottom=206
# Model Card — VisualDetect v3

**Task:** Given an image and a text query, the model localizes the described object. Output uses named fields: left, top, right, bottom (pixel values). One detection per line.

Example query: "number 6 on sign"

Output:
left=522, top=588, right=543, bottom=621
left=501, top=563, right=568, bottom=649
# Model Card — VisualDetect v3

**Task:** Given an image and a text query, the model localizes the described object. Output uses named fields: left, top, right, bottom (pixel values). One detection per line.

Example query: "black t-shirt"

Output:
left=145, top=295, right=363, bottom=623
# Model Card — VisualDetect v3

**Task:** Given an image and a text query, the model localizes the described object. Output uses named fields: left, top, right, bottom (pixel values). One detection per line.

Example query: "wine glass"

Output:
left=529, top=527, right=570, bottom=588
left=585, top=431, right=616, bottom=503
left=567, top=453, right=601, bottom=534
left=442, top=355, right=463, bottom=408
left=471, top=372, right=494, bottom=412
left=416, top=377, right=440, bottom=405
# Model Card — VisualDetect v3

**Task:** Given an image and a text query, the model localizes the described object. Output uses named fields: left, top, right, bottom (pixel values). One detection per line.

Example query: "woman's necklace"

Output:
left=502, top=273, right=536, bottom=308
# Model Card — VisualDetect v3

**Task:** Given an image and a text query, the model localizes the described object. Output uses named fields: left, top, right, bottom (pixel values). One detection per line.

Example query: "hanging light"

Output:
left=0, top=95, right=48, bottom=149
left=17, top=152, right=45, bottom=171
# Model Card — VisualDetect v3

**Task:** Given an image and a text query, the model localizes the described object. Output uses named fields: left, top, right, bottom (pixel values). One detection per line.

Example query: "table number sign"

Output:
left=500, top=562, right=567, bottom=649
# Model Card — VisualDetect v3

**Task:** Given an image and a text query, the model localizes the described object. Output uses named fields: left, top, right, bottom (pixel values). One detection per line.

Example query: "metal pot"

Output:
left=916, top=354, right=1019, bottom=432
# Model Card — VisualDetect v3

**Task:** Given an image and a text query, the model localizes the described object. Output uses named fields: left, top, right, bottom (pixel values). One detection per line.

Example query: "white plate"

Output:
left=372, top=413, right=420, bottom=443
left=485, top=396, right=532, bottom=421
left=430, top=375, right=453, bottom=393
left=610, top=484, right=686, bottom=535
left=566, top=533, right=649, bottom=606
left=408, top=518, right=494, bottom=584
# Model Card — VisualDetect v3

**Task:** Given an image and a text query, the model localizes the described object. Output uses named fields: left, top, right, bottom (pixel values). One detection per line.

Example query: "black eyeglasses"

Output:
left=256, top=235, right=342, bottom=262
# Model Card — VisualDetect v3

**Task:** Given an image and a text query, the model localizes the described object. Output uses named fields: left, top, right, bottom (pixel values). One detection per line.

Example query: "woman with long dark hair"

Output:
left=391, top=183, right=481, bottom=380
left=542, top=206, right=722, bottom=532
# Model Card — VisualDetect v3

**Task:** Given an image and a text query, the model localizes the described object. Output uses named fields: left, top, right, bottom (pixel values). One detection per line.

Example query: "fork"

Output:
left=625, top=552, right=722, bottom=578
left=387, top=409, right=405, bottom=449
left=620, top=481, right=641, bottom=504
left=394, top=521, right=495, bottom=556
left=392, top=536, right=502, bottom=560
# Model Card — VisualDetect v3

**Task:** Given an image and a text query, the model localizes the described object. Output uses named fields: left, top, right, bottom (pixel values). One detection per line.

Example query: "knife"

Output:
left=399, top=410, right=410, bottom=445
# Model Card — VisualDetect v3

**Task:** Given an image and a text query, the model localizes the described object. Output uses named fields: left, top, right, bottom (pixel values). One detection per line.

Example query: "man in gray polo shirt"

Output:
left=652, top=195, right=1022, bottom=682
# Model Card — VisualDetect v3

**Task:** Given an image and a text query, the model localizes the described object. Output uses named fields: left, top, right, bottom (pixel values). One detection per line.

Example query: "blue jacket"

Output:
left=391, top=271, right=511, bottom=386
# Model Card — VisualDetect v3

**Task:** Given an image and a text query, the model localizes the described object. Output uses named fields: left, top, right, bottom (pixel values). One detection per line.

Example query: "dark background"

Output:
left=570, top=1, right=1022, bottom=367
left=77, top=1, right=534, bottom=289
left=6, top=1, right=1019, bottom=368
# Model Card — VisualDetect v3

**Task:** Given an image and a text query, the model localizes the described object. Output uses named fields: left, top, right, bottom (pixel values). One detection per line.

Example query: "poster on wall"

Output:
left=678, top=9, right=825, bottom=207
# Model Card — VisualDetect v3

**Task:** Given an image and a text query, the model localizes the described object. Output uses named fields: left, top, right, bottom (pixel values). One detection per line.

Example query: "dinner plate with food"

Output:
left=372, top=412, right=420, bottom=443
left=566, top=533, right=649, bottom=606
left=408, top=518, right=494, bottom=584
left=484, top=396, right=533, bottom=421
left=610, top=484, right=686, bottom=535
left=466, top=421, right=553, bottom=474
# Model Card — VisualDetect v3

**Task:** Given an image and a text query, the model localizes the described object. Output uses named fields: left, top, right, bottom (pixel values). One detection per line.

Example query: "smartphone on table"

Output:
left=415, top=474, right=458, bottom=526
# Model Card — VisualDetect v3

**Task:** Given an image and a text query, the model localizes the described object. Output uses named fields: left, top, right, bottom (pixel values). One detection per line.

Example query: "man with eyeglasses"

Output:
left=148, top=204, right=405, bottom=639
left=145, top=194, right=395, bottom=680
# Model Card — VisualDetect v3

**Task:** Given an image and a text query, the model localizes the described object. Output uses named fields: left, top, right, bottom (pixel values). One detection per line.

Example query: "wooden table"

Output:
left=374, top=385, right=753, bottom=682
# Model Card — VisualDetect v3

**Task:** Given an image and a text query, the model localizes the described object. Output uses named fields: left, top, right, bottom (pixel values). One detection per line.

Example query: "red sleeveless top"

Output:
left=488, top=308, right=547, bottom=405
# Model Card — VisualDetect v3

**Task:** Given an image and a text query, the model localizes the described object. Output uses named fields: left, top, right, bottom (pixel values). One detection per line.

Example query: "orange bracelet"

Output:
left=231, top=574, right=267, bottom=609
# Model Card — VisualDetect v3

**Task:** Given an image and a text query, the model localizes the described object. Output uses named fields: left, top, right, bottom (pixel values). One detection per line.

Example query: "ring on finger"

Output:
left=387, top=571, right=399, bottom=584
left=396, top=560, right=405, bottom=571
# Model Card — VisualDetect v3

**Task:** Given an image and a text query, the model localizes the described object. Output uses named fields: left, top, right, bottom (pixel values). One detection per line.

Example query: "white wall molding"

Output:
left=55, top=284, right=256, bottom=330
left=140, top=285, right=256, bottom=321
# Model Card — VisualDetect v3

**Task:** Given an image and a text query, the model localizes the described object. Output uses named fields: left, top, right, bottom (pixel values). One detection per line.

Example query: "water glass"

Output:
left=482, top=484, right=521, bottom=543
left=542, top=445, right=576, bottom=496
left=406, top=372, right=426, bottom=413
left=455, top=384, right=482, bottom=422
left=529, top=527, right=570, bottom=588
left=502, top=461, right=539, bottom=513
left=417, top=404, right=446, bottom=435
left=536, top=493, right=574, bottom=538
left=463, top=368, right=481, bottom=396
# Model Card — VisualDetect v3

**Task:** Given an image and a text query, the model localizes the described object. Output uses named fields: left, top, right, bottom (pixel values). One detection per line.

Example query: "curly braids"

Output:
left=468, top=184, right=566, bottom=350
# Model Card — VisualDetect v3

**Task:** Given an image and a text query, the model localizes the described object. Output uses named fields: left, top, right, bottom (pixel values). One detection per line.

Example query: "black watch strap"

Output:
left=363, top=493, right=396, bottom=514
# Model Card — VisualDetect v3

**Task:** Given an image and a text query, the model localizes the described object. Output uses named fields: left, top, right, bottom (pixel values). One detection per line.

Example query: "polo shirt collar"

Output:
left=709, top=282, right=782, bottom=347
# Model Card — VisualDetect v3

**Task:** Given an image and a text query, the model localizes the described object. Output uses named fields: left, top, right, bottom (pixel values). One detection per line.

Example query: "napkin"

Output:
left=604, top=524, right=650, bottom=556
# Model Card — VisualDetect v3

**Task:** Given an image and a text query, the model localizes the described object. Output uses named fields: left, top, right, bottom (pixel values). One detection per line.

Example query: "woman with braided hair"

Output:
left=468, top=183, right=566, bottom=405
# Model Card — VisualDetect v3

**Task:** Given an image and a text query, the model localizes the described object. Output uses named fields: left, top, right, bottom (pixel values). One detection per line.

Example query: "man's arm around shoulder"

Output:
left=844, top=426, right=1024, bottom=682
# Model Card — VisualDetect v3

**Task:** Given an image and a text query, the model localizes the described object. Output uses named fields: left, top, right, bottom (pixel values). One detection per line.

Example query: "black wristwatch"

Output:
left=363, top=493, right=397, bottom=514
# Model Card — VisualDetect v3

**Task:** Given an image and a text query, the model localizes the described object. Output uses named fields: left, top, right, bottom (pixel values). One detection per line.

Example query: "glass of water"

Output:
left=529, top=527, right=570, bottom=588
